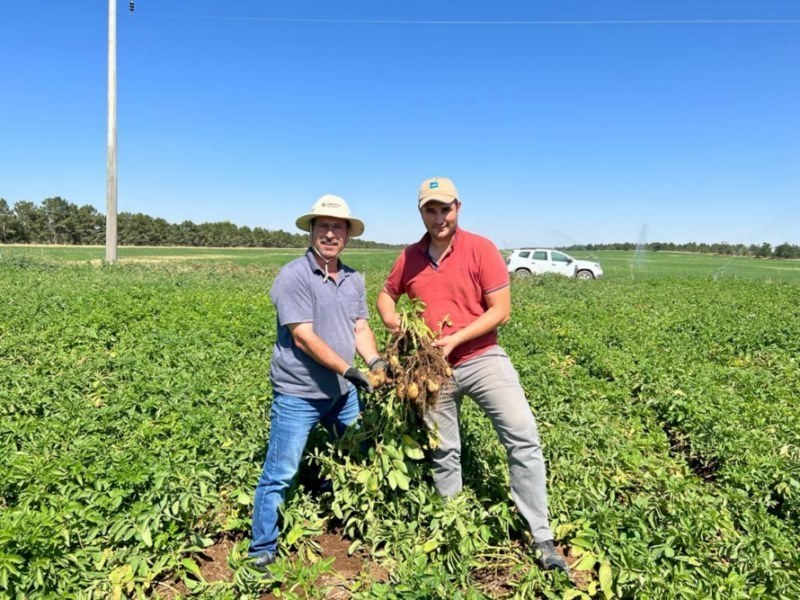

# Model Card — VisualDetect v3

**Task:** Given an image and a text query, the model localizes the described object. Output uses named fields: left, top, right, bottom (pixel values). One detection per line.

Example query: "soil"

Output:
left=156, top=535, right=588, bottom=598
left=154, top=538, right=234, bottom=599
left=267, top=533, right=390, bottom=600
left=472, top=564, right=519, bottom=597
left=156, top=532, right=389, bottom=599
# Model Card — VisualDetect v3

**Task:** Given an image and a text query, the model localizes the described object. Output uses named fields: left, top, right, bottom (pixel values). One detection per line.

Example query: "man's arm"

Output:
left=288, top=321, right=379, bottom=392
left=288, top=322, right=350, bottom=375
left=432, top=285, right=511, bottom=358
left=377, top=289, right=402, bottom=333
left=354, top=318, right=380, bottom=365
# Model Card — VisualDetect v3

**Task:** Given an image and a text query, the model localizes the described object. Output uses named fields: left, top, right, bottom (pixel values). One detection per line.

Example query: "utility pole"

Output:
left=105, top=0, right=118, bottom=263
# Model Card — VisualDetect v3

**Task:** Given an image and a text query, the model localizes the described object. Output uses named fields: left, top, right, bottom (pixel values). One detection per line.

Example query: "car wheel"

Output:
left=514, top=268, right=532, bottom=277
left=576, top=270, right=595, bottom=280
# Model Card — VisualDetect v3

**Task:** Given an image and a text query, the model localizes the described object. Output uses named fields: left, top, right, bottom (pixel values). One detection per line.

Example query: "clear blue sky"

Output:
left=2, top=1, right=799, bottom=247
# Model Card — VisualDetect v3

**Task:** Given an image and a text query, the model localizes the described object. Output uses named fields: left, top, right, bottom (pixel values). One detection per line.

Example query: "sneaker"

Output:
left=534, top=540, right=570, bottom=575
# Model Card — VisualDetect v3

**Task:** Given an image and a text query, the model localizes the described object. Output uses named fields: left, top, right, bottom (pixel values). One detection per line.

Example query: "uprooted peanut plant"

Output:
left=369, top=298, right=453, bottom=411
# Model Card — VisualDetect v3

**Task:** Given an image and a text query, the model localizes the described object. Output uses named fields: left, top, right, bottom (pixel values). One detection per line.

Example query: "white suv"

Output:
left=506, top=249, right=603, bottom=280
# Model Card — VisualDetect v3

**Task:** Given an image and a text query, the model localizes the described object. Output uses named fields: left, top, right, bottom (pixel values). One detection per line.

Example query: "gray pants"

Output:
left=426, top=346, right=553, bottom=543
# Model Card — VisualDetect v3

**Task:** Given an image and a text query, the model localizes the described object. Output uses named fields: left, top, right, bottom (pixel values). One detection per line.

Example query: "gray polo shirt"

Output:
left=269, top=249, right=369, bottom=399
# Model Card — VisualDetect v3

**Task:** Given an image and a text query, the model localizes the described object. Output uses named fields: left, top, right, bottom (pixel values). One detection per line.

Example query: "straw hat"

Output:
left=295, top=194, right=365, bottom=237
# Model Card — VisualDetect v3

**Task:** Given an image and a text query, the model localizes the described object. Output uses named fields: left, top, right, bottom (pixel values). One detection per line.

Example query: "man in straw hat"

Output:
left=248, top=194, right=385, bottom=574
left=377, top=177, right=570, bottom=576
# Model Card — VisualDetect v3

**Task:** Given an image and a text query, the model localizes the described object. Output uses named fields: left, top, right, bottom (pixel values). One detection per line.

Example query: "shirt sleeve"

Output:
left=270, top=267, right=313, bottom=326
left=478, top=238, right=510, bottom=294
left=356, top=272, right=369, bottom=320
left=383, top=250, right=408, bottom=299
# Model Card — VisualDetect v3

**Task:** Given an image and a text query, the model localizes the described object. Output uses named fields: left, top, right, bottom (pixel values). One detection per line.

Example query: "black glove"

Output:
left=368, top=358, right=387, bottom=373
left=343, top=367, right=373, bottom=393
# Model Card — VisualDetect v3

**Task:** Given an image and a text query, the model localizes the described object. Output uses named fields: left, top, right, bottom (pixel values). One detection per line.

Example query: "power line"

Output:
left=157, top=15, right=800, bottom=27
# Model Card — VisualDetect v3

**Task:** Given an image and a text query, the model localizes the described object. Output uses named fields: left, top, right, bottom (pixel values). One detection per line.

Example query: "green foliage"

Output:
left=0, top=263, right=273, bottom=597
left=1, top=257, right=799, bottom=598
left=507, top=276, right=800, bottom=598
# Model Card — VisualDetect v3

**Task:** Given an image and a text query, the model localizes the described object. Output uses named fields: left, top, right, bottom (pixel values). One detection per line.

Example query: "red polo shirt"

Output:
left=383, top=227, right=510, bottom=366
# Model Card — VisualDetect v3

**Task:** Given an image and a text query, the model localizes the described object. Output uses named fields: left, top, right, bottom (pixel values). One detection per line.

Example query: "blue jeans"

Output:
left=249, top=387, right=360, bottom=558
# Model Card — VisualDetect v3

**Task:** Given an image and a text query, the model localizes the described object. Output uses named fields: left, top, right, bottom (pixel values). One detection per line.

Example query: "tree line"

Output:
left=2, top=197, right=798, bottom=257
left=0, top=197, right=400, bottom=249
left=563, top=241, right=800, bottom=260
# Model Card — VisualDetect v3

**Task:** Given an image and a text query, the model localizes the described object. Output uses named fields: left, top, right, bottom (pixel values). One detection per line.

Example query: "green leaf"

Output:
left=599, top=561, right=614, bottom=599
left=347, top=540, right=361, bottom=555
left=574, top=553, right=598, bottom=571
left=140, top=527, right=153, bottom=548
left=570, top=537, right=593, bottom=550
left=394, top=471, right=410, bottom=491
left=184, top=576, right=200, bottom=590
left=197, top=535, right=214, bottom=548
left=181, top=558, right=203, bottom=580
left=286, top=525, right=304, bottom=545
left=404, top=447, right=425, bottom=460
left=402, top=435, right=425, bottom=460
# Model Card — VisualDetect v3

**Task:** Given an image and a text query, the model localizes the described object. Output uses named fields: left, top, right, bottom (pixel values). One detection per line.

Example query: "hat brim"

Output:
left=418, top=195, right=458, bottom=209
left=295, top=214, right=365, bottom=237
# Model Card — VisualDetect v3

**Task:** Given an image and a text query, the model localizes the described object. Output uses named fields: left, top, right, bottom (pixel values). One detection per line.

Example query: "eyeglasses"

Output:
left=313, top=222, right=348, bottom=234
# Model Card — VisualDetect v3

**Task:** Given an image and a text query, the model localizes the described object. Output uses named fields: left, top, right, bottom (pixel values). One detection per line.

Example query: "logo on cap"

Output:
left=430, top=182, right=439, bottom=189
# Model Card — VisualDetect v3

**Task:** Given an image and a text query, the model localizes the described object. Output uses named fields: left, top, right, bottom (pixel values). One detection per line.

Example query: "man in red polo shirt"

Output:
left=377, top=176, right=569, bottom=575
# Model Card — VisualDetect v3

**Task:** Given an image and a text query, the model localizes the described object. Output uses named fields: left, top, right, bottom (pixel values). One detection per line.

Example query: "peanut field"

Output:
left=1, top=249, right=799, bottom=599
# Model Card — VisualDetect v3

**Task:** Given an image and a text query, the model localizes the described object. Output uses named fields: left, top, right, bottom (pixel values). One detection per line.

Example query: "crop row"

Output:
left=527, top=278, right=800, bottom=525
left=507, top=277, right=800, bottom=597
left=1, top=263, right=276, bottom=597
left=2, top=259, right=799, bottom=598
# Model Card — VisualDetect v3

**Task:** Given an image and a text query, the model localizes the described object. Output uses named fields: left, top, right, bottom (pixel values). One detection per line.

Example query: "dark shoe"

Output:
left=248, top=553, right=275, bottom=579
left=534, top=540, right=570, bottom=575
